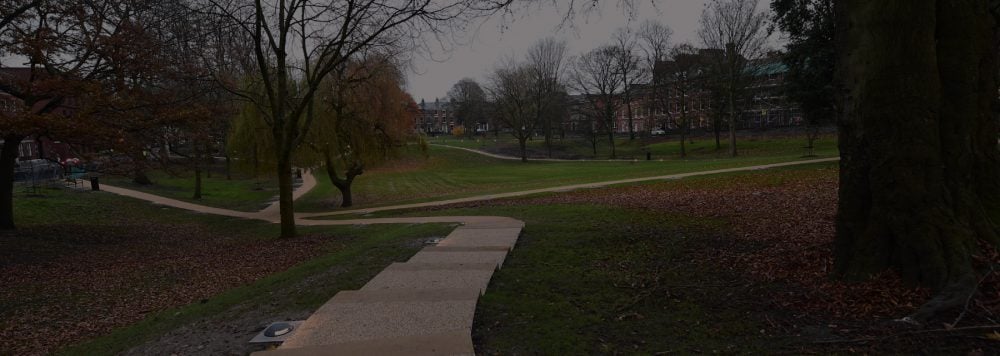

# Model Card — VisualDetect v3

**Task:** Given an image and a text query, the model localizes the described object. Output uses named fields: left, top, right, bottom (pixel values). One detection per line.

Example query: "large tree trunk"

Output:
left=607, top=125, right=617, bottom=159
left=133, top=170, right=153, bottom=185
left=680, top=93, right=688, bottom=158
left=714, top=116, right=722, bottom=150
left=335, top=180, right=353, bottom=207
left=679, top=116, right=688, bottom=158
left=543, top=114, right=553, bottom=158
left=805, top=124, right=819, bottom=157
left=193, top=166, right=202, bottom=199
left=193, top=143, right=203, bottom=199
left=679, top=130, right=687, bottom=158
left=518, top=136, right=528, bottom=162
left=0, top=135, right=23, bottom=230
left=325, top=152, right=363, bottom=208
left=626, top=102, right=635, bottom=140
left=252, top=145, right=259, bottom=180
left=276, top=156, right=296, bottom=238
left=726, top=43, right=738, bottom=157
left=834, top=0, right=1000, bottom=322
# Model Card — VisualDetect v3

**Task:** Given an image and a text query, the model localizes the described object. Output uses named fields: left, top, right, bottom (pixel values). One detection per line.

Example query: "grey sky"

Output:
left=3, top=0, right=773, bottom=102
left=406, top=0, right=714, bottom=102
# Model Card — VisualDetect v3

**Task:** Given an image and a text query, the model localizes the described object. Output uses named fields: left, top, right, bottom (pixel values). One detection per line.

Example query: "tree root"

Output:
left=907, top=273, right=977, bottom=324
left=812, top=325, right=1000, bottom=345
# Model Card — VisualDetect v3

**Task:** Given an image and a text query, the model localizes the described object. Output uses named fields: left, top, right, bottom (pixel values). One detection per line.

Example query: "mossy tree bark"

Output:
left=834, top=0, right=1000, bottom=321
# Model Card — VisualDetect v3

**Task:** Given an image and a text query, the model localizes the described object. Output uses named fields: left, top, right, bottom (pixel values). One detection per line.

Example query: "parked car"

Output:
left=650, top=128, right=666, bottom=136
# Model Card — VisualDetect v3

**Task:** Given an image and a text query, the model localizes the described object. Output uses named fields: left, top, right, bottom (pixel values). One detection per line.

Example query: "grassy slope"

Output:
left=320, top=162, right=989, bottom=354
left=429, top=132, right=836, bottom=160
left=103, top=170, right=279, bottom=212
left=94, top=134, right=836, bottom=214
left=297, top=135, right=838, bottom=212
left=60, top=222, right=450, bottom=356
left=6, top=188, right=450, bottom=355
left=321, top=200, right=781, bottom=353
left=301, top=166, right=831, bottom=352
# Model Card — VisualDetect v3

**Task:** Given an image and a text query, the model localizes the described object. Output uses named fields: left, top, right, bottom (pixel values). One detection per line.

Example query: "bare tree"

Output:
left=526, top=37, right=568, bottom=158
left=637, top=19, right=673, bottom=67
left=570, top=95, right=602, bottom=157
left=570, top=45, right=625, bottom=159
left=611, top=28, right=645, bottom=140
left=487, top=61, right=535, bottom=162
left=637, top=19, right=673, bottom=134
left=658, top=43, right=704, bottom=158
left=447, top=78, right=487, bottom=135
left=201, top=0, right=477, bottom=237
left=698, top=0, right=769, bottom=157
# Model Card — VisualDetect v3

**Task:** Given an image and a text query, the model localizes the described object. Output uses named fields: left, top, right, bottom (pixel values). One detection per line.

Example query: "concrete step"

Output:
left=436, top=227, right=522, bottom=249
left=252, top=330, right=474, bottom=356
left=279, top=288, right=480, bottom=348
left=461, top=220, right=525, bottom=229
left=362, top=262, right=497, bottom=293
left=409, top=246, right=509, bottom=267
left=421, top=246, right=511, bottom=252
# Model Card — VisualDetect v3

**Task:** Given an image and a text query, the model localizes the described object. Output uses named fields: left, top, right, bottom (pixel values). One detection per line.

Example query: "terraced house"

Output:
left=416, top=98, right=455, bottom=135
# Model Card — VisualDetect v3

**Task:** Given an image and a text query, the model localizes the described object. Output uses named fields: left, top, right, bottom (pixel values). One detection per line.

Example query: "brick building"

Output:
left=416, top=98, right=455, bottom=135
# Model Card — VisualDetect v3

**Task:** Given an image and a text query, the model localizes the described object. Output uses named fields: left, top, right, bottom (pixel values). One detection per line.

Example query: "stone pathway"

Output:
left=261, top=219, right=523, bottom=355
left=84, top=157, right=839, bottom=355
left=84, top=172, right=522, bottom=355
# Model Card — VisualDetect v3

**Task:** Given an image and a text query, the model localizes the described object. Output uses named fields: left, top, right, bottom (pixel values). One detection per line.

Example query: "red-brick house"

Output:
left=0, top=67, right=80, bottom=164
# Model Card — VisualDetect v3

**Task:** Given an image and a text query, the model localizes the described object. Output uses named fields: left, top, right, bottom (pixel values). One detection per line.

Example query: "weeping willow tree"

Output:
left=227, top=85, right=279, bottom=185
left=300, top=56, right=416, bottom=207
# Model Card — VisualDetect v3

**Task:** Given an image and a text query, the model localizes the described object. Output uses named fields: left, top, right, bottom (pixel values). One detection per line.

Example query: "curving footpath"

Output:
left=297, top=156, right=840, bottom=220
left=84, top=172, right=521, bottom=356
left=431, top=143, right=623, bottom=161
left=84, top=155, right=839, bottom=355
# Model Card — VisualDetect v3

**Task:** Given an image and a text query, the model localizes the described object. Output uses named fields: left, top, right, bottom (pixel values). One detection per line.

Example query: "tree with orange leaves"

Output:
left=0, top=0, right=228, bottom=228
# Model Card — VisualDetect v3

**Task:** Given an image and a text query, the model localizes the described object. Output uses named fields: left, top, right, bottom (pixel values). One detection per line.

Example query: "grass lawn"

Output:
left=317, top=193, right=781, bottom=353
left=311, top=162, right=992, bottom=354
left=3, top=187, right=451, bottom=355
left=95, top=132, right=837, bottom=214
left=296, top=134, right=838, bottom=212
left=429, top=129, right=837, bottom=160
left=103, top=168, right=280, bottom=212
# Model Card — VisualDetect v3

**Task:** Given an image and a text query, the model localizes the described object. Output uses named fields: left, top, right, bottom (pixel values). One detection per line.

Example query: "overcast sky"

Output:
left=3, top=0, right=777, bottom=102
left=406, top=0, right=715, bottom=102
